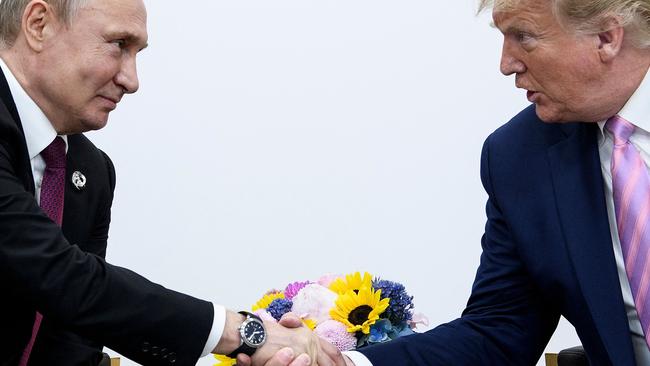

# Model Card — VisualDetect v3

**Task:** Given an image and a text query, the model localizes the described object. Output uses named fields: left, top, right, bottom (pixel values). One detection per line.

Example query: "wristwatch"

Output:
left=227, top=311, right=267, bottom=358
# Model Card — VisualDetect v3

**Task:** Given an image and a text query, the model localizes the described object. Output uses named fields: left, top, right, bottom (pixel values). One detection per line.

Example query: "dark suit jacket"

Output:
left=360, top=105, right=637, bottom=365
left=28, top=130, right=116, bottom=366
left=0, top=68, right=214, bottom=366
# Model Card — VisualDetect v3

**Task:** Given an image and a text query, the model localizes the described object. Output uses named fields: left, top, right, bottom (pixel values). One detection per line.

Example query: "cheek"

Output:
left=535, top=61, right=588, bottom=100
left=78, top=51, right=121, bottom=88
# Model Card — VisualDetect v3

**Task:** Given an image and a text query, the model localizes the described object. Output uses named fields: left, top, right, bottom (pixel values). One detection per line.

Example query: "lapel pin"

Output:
left=71, top=171, right=87, bottom=191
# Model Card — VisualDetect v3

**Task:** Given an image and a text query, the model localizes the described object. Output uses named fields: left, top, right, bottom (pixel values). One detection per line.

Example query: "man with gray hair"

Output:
left=0, top=0, right=346, bottom=365
left=259, top=0, right=650, bottom=365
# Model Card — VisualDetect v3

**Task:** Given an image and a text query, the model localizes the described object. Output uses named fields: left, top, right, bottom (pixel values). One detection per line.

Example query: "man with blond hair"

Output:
left=255, top=0, right=650, bottom=365
left=0, top=0, right=347, bottom=365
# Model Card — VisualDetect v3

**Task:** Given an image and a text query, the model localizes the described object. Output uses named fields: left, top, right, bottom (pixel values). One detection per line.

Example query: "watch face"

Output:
left=243, top=319, right=266, bottom=347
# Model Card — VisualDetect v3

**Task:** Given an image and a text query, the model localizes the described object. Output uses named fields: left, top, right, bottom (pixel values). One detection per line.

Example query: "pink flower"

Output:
left=315, top=320, right=357, bottom=351
left=317, top=273, right=343, bottom=288
left=284, top=281, right=310, bottom=300
left=409, top=312, right=429, bottom=329
left=253, top=309, right=277, bottom=323
left=291, top=284, right=338, bottom=324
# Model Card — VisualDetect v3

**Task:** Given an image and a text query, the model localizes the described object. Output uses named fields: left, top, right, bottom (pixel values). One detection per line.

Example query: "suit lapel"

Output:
left=0, top=68, right=35, bottom=194
left=63, top=136, right=87, bottom=226
left=548, top=122, right=636, bottom=365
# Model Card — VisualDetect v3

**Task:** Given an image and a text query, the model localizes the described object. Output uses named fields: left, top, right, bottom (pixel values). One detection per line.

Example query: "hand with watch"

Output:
left=214, top=309, right=318, bottom=365
left=231, top=312, right=349, bottom=366
left=226, top=311, right=267, bottom=359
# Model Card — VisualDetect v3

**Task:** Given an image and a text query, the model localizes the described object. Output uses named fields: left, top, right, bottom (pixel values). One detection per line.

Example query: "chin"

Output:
left=81, top=114, right=110, bottom=132
left=534, top=105, right=569, bottom=124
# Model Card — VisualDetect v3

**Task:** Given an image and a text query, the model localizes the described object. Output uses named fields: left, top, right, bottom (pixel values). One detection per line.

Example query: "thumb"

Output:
left=236, top=354, right=253, bottom=366
left=278, top=312, right=303, bottom=328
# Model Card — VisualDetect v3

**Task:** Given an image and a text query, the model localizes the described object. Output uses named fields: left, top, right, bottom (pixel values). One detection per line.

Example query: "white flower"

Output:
left=291, top=283, right=338, bottom=324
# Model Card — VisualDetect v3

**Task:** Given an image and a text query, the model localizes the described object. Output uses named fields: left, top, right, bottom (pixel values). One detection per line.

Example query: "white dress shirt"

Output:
left=345, top=71, right=650, bottom=366
left=0, top=58, right=225, bottom=358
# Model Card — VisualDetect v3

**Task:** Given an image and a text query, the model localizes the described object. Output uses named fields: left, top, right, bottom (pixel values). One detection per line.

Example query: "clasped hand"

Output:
left=236, top=313, right=348, bottom=366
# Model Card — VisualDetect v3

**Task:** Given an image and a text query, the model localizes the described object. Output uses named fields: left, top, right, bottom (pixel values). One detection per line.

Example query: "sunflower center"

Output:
left=348, top=305, right=373, bottom=326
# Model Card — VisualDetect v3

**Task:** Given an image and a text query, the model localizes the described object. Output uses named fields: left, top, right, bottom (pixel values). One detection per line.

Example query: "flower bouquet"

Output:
left=214, top=272, right=427, bottom=365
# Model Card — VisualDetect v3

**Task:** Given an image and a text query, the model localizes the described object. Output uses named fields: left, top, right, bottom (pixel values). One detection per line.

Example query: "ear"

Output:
left=596, top=16, right=626, bottom=63
left=21, top=0, right=61, bottom=52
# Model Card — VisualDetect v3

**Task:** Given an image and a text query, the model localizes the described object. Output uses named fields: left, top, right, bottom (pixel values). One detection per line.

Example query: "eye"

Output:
left=111, top=39, right=126, bottom=48
left=517, top=31, right=533, bottom=43
left=514, top=31, right=538, bottom=51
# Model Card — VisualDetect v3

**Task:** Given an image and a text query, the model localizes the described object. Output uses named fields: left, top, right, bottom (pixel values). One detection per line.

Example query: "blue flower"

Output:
left=373, top=278, right=414, bottom=324
left=368, top=319, right=393, bottom=343
left=267, top=298, right=293, bottom=321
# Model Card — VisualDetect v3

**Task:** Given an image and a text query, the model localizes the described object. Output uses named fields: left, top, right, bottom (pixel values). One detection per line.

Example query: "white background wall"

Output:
left=90, top=0, right=581, bottom=364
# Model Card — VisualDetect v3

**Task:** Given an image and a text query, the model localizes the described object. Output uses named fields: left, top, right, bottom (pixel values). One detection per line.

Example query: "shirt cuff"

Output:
left=201, top=304, right=226, bottom=357
left=343, top=351, right=374, bottom=366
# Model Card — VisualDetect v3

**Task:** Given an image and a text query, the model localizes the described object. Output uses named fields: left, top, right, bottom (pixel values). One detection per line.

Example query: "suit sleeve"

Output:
left=358, top=135, right=560, bottom=366
left=0, top=144, right=214, bottom=364
left=87, top=150, right=115, bottom=258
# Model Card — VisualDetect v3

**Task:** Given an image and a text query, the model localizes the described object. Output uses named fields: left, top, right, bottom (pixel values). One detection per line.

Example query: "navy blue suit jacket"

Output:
left=360, top=105, right=636, bottom=365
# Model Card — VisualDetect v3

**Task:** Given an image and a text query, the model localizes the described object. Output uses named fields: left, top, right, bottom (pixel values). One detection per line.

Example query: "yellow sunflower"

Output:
left=302, top=318, right=317, bottom=330
left=252, top=291, right=285, bottom=311
left=330, top=287, right=390, bottom=334
left=214, top=354, right=236, bottom=366
left=329, top=271, right=373, bottom=295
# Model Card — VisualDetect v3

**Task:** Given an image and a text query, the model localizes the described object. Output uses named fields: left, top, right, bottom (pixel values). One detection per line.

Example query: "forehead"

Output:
left=73, top=0, right=148, bottom=44
left=492, top=1, right=555, bottom=31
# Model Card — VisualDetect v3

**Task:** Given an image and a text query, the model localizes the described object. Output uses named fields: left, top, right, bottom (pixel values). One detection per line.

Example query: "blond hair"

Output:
left=478, top=0, right=650, bottom=48
left=0, top=0, right=88, bottom=49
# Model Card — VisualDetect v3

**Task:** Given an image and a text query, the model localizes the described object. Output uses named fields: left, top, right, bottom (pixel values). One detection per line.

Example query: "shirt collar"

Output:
left=0, top=57, right=67, bottom=160
left=597, top=67, right=650, bottom=136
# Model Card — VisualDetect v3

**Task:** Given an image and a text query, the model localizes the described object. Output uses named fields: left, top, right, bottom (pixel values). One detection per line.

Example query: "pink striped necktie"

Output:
left=20, top=136, right=66, bottom=366
left=607, top=115, right=650, bottom=347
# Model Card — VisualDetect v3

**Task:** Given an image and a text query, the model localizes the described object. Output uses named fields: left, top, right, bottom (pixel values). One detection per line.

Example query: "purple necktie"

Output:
left=20, top=136, right=66, bottom=366
left=607, top=115, right=650, bottom=347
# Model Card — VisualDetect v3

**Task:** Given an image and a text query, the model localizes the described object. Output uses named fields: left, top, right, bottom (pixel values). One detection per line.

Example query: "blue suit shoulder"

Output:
left=479, top=105, right=584, bottom=206
left=487, top=104, right=572, bottom=154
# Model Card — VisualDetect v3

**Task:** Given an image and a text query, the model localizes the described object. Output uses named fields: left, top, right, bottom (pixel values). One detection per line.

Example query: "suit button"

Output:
left=168, top=352, right=177, bottom=363
left=161, top=347, right=168, bottom=356
left=151, top=345, right=159, bottom=356
left=142, top=341, right=150, bottom=352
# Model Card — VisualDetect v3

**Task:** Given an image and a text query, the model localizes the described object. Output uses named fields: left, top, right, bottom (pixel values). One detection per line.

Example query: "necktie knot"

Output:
left=606, top=115, right=635, bottom=144
left=40, top=136, right=66, bottom=169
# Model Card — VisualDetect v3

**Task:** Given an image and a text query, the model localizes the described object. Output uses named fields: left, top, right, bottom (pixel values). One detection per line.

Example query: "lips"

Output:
left=100, top=95, right=120, bottom=104
left=97, top=95, right=122, bottom=110
left=526, top=90, right=539, bottom=102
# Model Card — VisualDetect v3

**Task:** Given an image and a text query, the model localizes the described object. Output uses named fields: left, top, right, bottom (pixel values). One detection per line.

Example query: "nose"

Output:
left=115, top=55, right=139, bottom=94
left=499, top=40, right=526, bottom=76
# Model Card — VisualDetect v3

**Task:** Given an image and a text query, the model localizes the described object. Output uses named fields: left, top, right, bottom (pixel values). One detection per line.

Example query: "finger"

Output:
left=316, top=352, right=335, bottom=366
left=290, top=353, right=312, bottom=366
left=253, top=347, right=296, bottom=366
left=318, top=339, right=346, bottom=366
left=236, top=354, right=252, bottom=366
left=278, top=312, right=303, bottom=328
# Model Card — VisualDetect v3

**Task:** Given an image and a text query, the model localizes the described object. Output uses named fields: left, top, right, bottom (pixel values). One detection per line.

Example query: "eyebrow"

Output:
left=494, top=22, right=531, bottom=36
left=107, top=31, right=148, bottom=50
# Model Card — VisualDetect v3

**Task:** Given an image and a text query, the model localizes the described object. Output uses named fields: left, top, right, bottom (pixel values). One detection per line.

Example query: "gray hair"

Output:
left=0, top=0, right=88, bottom=49
left=478, top=0, right=650, bottom=48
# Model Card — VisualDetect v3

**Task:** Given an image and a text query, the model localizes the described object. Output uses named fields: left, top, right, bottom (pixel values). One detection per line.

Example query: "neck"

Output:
left=587, top=49, right=650, bottom=122
left=0, top=48, right=66, bottom=134
left=613, top=51, right=650, bottom=114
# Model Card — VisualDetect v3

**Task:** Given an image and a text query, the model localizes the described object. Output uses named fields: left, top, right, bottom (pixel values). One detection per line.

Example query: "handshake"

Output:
left=212, top=310, right=354, bottom=366
left=209, top=273, right=420, bottom=366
